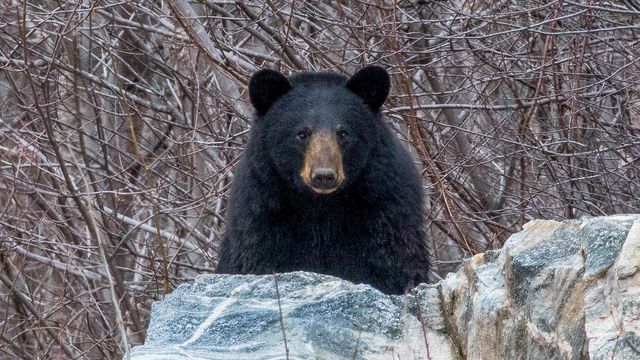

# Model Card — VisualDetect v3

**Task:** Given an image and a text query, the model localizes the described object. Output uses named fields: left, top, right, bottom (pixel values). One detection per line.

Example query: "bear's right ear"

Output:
left=249, top=69, right=292, bottom=116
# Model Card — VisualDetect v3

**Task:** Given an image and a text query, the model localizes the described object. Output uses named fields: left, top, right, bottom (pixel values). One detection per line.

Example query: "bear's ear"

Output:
left=346, top=66, right=390, bottom=111
left=249, top=69, right=292, bottom=116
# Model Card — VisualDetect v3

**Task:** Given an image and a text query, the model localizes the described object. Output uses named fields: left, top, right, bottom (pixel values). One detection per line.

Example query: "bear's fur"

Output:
left=216, top=66, right=429, bottom=294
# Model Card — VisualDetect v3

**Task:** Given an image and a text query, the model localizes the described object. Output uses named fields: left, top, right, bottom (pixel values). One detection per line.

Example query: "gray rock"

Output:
left=441, top=215, right=640, bottom=360
left=130, top=272, right=455, bottom=359
left=129, top=215, right=640, bottom=359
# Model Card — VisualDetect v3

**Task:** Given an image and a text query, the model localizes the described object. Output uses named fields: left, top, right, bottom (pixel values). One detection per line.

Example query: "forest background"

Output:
left=1, top=1, right=639, bottom=358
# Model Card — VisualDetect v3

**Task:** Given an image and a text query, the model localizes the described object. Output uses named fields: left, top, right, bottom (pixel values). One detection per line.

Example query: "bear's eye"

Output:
left=337, top=129, right=349, bottom=139
left=296, top=129, right=310, bottom=140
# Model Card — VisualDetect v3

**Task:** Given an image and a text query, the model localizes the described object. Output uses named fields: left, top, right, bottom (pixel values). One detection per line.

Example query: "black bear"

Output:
left=216, top=66, right=429, bottom=294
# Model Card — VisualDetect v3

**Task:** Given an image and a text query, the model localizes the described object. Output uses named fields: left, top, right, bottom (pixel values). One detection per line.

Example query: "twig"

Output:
left=413, top=292, right=432, bottom=360
left=273, top=273, right=290, bottom=360
left=0, top=271, right=80, bottom=358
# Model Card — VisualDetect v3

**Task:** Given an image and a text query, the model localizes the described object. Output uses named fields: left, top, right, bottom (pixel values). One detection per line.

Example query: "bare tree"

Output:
left=1, top=0, right=639, bottom=357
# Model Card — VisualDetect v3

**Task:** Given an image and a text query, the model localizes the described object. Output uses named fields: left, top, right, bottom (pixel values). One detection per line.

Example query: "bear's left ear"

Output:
left=249, top=69, right=292, bottom=116
left=346, top=66, right=390, bottom=111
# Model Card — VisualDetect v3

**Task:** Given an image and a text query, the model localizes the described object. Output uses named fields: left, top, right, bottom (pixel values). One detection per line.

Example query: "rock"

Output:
left=584, top=219, right=640, bottom=359
left=128, top=215, right=640, bottom=359
left=440, top=215, right=640, bottom=360
left=130, top=272, right=455, bottom=359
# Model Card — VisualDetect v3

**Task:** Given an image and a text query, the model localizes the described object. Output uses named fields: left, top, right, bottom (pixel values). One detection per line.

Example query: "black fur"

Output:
left=346, top=66, right=390, bottom=111
left=249, top=69, right=291, bottom=116
left=216, top=66, right=429, bottom=294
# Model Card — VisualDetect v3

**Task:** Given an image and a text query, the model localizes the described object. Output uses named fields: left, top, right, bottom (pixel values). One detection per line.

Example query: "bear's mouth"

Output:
left=311, top=187, right=339, bottom=194
left=309, top=184, right=339, bottom=194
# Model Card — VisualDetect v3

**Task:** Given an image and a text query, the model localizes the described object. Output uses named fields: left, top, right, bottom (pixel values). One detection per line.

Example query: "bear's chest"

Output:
left=266, top=200, right=388, bottom=254
left=254, top=201, right=397, bottom=283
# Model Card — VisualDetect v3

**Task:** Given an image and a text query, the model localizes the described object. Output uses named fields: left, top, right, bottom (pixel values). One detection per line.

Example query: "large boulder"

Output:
left=128, top=215, right=640, bottom=359
left=130, top=272, right=453, bottom=359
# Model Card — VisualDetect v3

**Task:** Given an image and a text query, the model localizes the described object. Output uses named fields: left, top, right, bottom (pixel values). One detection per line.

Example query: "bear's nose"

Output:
left=311, top=168, right=338, bottom=189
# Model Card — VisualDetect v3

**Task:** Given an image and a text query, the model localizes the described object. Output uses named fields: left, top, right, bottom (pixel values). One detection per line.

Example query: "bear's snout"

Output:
left=311, top=168, right=338, bottom=190
left=300, top=130, right=345, bottom=194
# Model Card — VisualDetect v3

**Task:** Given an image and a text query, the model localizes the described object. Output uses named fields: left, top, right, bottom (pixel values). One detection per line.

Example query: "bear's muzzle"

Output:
left=300, top=130, right=345, bottom=194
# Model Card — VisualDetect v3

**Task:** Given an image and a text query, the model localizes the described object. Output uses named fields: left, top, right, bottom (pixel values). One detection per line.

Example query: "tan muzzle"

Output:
left=299, top=130, right=345, bottom=194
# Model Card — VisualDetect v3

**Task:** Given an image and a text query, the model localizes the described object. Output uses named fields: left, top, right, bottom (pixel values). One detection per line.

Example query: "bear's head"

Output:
left=248, top=66, right=390, bottom=195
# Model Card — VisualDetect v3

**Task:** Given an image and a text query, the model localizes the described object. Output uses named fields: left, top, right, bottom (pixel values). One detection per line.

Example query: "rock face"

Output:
left=129, top=215, right=640, bottom=359
left=130, top=272, right=454, bottom=360
left=441, top=215, right=640, bottom=360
